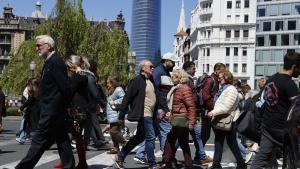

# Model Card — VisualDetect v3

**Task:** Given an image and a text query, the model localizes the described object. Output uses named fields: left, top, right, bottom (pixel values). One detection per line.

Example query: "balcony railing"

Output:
left=0, top=39, right=11, bottom=44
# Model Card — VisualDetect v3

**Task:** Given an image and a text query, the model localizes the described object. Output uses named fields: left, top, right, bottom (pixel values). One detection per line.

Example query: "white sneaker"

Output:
left=245, top=152, right=253, bottom=163
left=154, top=150, right=163, bottom=157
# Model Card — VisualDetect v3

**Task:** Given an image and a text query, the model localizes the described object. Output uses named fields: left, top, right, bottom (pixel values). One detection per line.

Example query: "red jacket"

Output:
left=172, top=84, right=196, bottom=125
left=202, top=73, right=219, bottom=111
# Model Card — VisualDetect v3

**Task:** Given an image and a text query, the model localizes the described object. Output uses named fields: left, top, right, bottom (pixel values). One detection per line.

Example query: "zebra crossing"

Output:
left=0, top=137, right=284, bottom=169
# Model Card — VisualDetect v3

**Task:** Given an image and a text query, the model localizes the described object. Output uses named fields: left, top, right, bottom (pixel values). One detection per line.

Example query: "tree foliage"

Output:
left=0, top=0, right=135, bottom=95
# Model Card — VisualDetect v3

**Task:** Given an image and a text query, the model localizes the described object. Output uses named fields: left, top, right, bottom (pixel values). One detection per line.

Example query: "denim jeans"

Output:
left=237, top=133, right=250, bottom=157
left=158, top=117, right=171, bottom=152
left=119, top=117, right=157, bottom=166
left=18, top=114, right=28, bottom=143
left=135, top=141, right=145, bottom=158
left=190, top=122, right=207, bottom=160
left=173, top=122, right=207, bottom=160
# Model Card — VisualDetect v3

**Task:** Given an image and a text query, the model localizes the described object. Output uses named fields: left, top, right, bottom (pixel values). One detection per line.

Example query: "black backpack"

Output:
left=195, top=73, right=216, bottom=108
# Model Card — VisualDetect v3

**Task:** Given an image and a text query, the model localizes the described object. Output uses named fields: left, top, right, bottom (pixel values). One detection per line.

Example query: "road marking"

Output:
left=0, top=152, right=59, bottom=169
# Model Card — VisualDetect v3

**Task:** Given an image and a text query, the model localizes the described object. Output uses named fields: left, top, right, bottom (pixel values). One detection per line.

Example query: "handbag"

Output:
left=236, top=100, right=265, bottom=143
left=211, top=113, right=233, bottom=131
left=171, top=114, right=188, bottom=128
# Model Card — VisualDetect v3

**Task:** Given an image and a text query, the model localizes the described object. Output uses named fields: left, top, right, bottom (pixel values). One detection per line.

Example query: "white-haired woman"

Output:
left=162, top=69, right=196, bottom=169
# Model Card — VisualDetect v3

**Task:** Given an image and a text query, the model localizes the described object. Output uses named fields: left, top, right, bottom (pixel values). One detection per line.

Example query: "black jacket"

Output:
left=117, top=74, right=168, bottom=121
left=39, top=52, right=71, bottom=117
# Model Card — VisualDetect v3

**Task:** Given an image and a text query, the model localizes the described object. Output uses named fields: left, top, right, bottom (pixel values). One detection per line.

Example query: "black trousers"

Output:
left=15, top=114, right=75, bottom=169
left=201, top=115, right=212, bottom=146
left=212, top=125, right=246, bottom=168
left=84, top=111, right=106, bottom=145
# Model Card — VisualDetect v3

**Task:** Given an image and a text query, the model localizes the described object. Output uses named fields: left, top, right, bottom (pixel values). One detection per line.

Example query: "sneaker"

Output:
left=245, top=152, right=253, bottom=163
left=199, top=156, right=213, bottom=165
left=15, top=138, right=25, bottom=145
left=154, top=150, right=163, bottom=157
left=112, top=155, right=124, bottom=169
left=133, top=156, right=147, bottom=164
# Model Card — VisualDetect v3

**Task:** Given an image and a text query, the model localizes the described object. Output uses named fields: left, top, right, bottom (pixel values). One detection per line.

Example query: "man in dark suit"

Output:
left=15, top=35, right=75, bottom=169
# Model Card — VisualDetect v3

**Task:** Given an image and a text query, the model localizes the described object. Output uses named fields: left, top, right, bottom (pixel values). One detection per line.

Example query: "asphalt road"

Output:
left=0, top=116, right=275, bottom=169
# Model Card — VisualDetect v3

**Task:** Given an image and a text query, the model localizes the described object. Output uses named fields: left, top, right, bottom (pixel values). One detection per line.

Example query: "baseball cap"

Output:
left=161, top=52, right=178, bottom=62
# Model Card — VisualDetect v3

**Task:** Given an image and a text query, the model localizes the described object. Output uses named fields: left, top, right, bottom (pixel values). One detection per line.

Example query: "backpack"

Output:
left=195, top=73, right=216, bottom=107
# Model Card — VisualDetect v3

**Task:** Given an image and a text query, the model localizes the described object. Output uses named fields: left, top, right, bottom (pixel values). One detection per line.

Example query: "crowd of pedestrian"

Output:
left=0, top=34, right=299, bottom=169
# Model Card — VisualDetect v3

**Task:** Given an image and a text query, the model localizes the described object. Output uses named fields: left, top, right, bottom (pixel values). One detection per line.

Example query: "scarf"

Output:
left=167, top=84, right=181, bottom=111
left=214, top=84, right=230, bottom=102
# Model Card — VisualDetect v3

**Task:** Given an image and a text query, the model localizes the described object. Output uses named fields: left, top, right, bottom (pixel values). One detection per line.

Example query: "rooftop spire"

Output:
left=176, top=0, right=187, bottom=36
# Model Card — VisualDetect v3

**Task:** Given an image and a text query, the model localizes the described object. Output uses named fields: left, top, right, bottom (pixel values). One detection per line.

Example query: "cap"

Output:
left=161, top=52, right=178, bottom=62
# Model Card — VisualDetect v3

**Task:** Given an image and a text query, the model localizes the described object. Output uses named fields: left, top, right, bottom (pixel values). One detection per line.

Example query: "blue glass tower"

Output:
left=131, top=0, right=161, bottom=69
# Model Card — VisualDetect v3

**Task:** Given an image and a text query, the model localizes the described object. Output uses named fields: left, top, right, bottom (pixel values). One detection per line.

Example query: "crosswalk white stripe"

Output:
left=0, top=153, right=60, bottom=169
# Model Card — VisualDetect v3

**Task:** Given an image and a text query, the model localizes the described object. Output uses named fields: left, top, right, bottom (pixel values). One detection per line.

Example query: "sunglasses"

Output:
left=36, top=43, right=46, bottom=48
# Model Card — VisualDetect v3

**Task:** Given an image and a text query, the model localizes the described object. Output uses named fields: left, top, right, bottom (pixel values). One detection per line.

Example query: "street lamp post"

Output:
left=29, top=61, right=36, bottom=78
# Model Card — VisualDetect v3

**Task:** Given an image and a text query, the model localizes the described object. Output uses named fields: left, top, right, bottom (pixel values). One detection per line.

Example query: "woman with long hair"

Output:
left=106, top=75, right=126, bottom=154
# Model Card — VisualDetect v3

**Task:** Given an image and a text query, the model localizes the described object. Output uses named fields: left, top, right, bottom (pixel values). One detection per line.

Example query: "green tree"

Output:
left=0, top=0, right=135, bottom=95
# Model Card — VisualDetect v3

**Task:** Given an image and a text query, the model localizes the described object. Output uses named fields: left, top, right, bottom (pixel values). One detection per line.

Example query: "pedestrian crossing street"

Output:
left=0, top=137, right=283, bottom=169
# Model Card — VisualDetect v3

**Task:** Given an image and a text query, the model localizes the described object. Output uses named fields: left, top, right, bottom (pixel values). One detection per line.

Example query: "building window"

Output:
left=244, top=0, right=249, bottom=8
left=243, top=30, right=249, bottom=38
left=227, top=1, right=232, bottom=9
left=227, top=15, right=231, bottom=22
left=258, top=8, right=265, bottom=17
left=207, top=48, right=210, bottom=56
left=233, top=64, right=238, bottom=73
left=235, top=15, right=240, bottom=22
left=270, top=35, right=277, bottom=46
left=288, top=20, right=296, bottom=30
left=255, top=65, right=264, bottom=76
left=244, top=15, right=248, bottom=23
left=257, top=36, right=264, bottom=46
left=242, top=47, right=247, bottom=56
left=206, top=64, right=210, bottom=72
left=234, top=30, right=240, bottom=38
left=282, top=4, right=291, bottom=15
left=263, top=22, right=271, bottom=31
left=226, top=64, right=230, bottom=70
left=281, top=34, right=289, bottom=46
left=295, top=34, right=300, bottom=45
left=256, top=23, right=259, bottom=31
left=236, top=0, right=241, bottom=8
left=226, top=47, right=230, bottom=56
left=208, top=30, right=211, bottom=38
left=226, top=30, right=231, bottom=38
left=203, top=48, right=206, bottom=56
left=268, top=5, right=278, bottom=16
left=275, top=21, right=283, bottom=31
left=242, top=64, right=247, bottom=73
left=287, top=49, right=295, bottom=54
left=295, top=5, right=300, bottom=14
left=234, top=47, right=238, bottom=56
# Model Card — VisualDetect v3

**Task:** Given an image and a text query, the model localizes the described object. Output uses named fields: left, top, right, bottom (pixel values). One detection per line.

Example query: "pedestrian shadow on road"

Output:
left=0, top=150, right=16, bottom=155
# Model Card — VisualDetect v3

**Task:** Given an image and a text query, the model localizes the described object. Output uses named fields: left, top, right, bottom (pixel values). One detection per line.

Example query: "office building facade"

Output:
left=190, top=0, right=257, bottom=87
left=255, top=0, right=300, bottom=88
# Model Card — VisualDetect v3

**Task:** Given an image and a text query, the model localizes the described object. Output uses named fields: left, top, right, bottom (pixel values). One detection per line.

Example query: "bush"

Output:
left=6, top=107, right=21, bottom=116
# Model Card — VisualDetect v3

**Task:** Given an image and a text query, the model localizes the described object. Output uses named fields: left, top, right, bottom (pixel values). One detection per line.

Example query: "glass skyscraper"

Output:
left=131, top=0, right=161, bottom=69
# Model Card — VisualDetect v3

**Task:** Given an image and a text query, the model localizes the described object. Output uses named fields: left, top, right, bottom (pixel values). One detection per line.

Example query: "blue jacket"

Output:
left=152, top=63, right=172, bottom=113
left=106, top=86, right=125, bottom=123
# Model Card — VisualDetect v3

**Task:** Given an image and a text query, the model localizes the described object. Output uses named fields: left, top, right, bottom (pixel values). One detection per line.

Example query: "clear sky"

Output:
left=0, top=0, right=197, bottom=55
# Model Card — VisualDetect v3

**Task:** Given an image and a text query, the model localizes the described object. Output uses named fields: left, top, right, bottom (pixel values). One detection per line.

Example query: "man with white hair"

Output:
left=113, top=60, right=168, bottom=169
left=16, top=35, right=75, bottom=169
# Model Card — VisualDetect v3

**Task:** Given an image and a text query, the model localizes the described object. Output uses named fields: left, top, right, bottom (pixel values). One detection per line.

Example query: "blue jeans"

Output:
left=174, top=122, right=207, bottom=160
left=18, top=114, right=28, bottom=143
left=158, top=118, right=171, bottom=152
left=190, top=123, right=207, bottom=160
left=119, top=117, right=157, bottom=166
left=135, top=141, right=145, bottom=158
left=237, top=133, right=250, bottom=156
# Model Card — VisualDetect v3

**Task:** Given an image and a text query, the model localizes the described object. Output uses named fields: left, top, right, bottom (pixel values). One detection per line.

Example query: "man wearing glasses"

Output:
left=113, top=60, right=168, bottom=169
left=16, top=35, right=75, bottom=169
